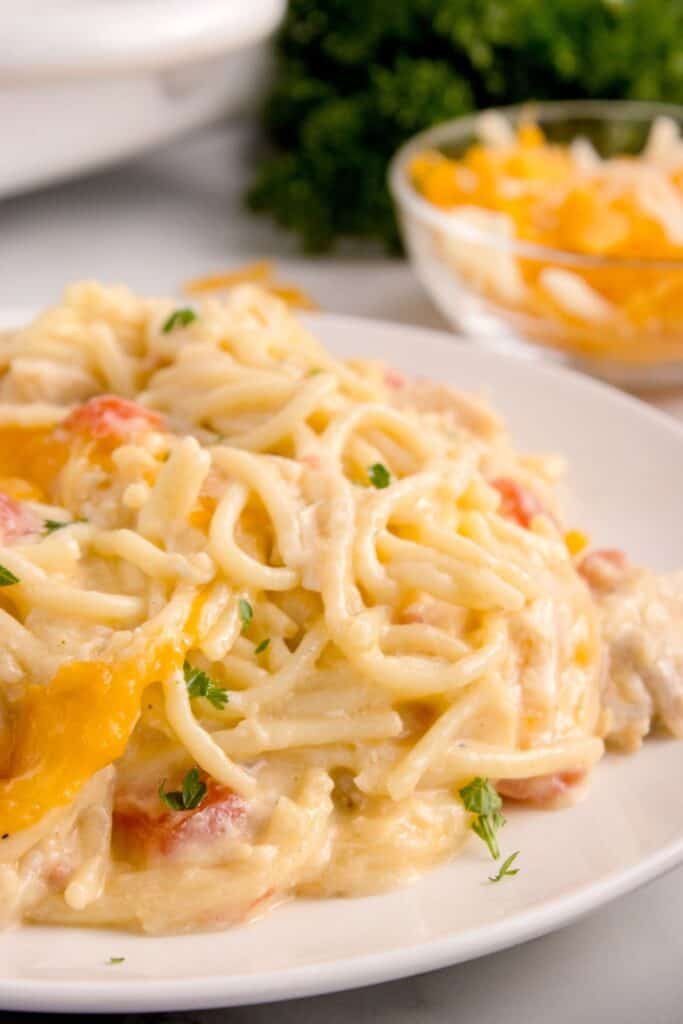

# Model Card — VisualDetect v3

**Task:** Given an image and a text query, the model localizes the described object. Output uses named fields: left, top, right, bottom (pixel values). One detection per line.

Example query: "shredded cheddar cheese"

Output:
left=565, top=530, right=589, bottom=557
left=1, top=643, right=182, bottom=834
left=184, top=261, right=318, bottom=310
left=184, top=260, right=274, bottom=293
left=0, top=427, right=67, bottom=495
left=0, top=595, right=207, bottom=835
left=0, top=478, right=45, bottom=502
left=411, top=116, right=683, bottom=363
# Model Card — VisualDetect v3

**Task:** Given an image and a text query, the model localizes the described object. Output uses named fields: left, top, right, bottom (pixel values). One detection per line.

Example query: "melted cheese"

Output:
left=0, top=592, right=210, bottom=835
left=0, top=427, right=66, bottom=496
left=0, top=642, right=184, bottom=835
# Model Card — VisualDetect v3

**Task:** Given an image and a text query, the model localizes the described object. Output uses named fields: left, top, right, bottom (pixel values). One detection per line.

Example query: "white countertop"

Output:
left=1, top=120, right=682, bottom=1024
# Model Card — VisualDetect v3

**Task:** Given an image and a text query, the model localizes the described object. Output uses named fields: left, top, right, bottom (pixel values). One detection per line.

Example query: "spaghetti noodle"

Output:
left=0, top=282, right=673, bottom=933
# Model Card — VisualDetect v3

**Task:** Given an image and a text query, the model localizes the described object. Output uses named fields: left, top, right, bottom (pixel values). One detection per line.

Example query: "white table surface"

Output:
left=1, top=120, right=683, bottom=1023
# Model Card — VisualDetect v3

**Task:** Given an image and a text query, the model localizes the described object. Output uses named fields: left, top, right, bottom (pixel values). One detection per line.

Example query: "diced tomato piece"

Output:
left=579, top=548, right=628, bottom=579
left=247, top=886, right=276, bottom=918
left=491, top=477, right=546, bottom=528
left=578, top=548, right=629, bottom=591
left=64, top=395, right=164, bottom=441
left=46, top=858, right=78, bottom=889
left=0, top=492, right=40, bottom=543
left=113, top=779, right=246, bottom=862
left=497, top=771, right=585, bottom=806
left=384, top=369, right=408, bottom=390
left=581, top=548, right=628, bottom=572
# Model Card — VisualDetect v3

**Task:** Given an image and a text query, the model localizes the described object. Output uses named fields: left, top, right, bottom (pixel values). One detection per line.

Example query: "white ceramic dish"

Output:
left=0, top=0, right=286, bottom=198
left=1, top=311, right=683, bottom=1014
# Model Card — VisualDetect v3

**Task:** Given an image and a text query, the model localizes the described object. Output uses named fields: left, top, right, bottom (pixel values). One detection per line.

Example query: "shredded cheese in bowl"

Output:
left=391, top=101, right=683, bottom=385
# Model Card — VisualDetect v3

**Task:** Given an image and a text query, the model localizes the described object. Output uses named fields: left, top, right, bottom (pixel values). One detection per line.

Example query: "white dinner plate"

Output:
left=1, top=311, right=683, bottom=1014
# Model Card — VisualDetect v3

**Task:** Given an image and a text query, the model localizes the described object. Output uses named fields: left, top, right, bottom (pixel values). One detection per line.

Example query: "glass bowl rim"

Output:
left=388, top=98, right=683, bottom=270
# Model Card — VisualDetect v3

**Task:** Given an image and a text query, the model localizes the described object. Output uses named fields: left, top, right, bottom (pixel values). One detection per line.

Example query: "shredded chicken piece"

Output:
left=582, top=551, right=683, bottom=749
left=389, top=378, right=503, bottom=440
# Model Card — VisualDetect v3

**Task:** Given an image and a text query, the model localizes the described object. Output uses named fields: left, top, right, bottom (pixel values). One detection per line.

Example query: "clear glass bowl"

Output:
left=389, top=100, right=683, bottom=389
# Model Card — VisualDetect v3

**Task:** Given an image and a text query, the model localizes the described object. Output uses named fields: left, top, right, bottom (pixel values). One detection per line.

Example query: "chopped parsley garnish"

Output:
left=162, top=308, right=197, bottom=333
left=183, top=660, right=228, bottom=710
left=0, top=564, right=19, bottom=586
left=107, top=957, right=125, bottom=966
left=44, top=519, right=69, bottom=534
left=44, top=517, right=87, bottom=533
left=158, top=767, right=207, bottom=811
left=459, top=777, right=505, bottom=860
left=488, top=850, right=520, bottom=883
left=368, top=462, right=391, bottom=489
left=254, top=638, right=270, bottom=654
left=238, top=597, right=253, bottom=630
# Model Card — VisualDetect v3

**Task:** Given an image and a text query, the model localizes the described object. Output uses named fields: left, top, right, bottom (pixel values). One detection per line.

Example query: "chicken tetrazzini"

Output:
left=0, top=282, right=680, bottom=934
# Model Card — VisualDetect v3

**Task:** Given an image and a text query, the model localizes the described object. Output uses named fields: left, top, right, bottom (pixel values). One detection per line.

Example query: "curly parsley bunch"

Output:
left=248, top=0, right=683, bottom=251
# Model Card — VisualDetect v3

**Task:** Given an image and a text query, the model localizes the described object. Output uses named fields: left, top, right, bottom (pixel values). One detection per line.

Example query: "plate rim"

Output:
left=2, top=308, right=683, bottom=1013
left=2, top=0, right=286, bottom=81
left=305, top=311, right=683, bottom=443
left=3, top=838, right=683, bottom=1013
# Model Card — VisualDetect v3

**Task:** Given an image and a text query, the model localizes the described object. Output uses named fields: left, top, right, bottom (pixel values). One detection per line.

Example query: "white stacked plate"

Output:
left=0, top=0, right=286, bottom=197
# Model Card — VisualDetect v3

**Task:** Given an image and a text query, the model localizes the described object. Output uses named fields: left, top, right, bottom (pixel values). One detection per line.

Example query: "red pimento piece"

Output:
left=64, top=395, right=164, bottom=441
left=579, top=548, right=629, bottom=589
left=497, top=771, right=585, bottom=806
left=113, top=780, right=246, bottom=861
left=0, top=492, right=40, bottom=543
left=491, top=477, right=545, bottom=528
left=384, top=368, right=407, bottom=390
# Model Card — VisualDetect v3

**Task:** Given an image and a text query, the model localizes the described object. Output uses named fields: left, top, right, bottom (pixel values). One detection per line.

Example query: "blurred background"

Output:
left=6, top=0, right=683, bottom=400
left=3, top=2, right=683, bottom=1021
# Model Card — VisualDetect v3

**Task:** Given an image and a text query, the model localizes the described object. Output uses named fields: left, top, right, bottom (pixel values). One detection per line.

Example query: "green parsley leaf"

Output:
left=162, top=308, right=197, bottom=333
left=488, top=850, right=520, bottom=883
left=183, top=660, right=228, bottom=710
left=459, top=777, right=505, bottom=859
left=182, top=767, right=206, bottom=809
left=0, top=564, right=19, bottom=587
left=107, top=957, right=125, bottom=966
left=158, top=768, right=207, bottom=812
left=254, top=638, right=270, bottom=654
left=368, top=462, right=391, bottom=489
left=238, top=597, right=253, bottom=630
left=44, top=519, right=69, bottom=534
left=460, top=776, right=502, bottom=817
left=158, top=780, right=185, bottom=811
